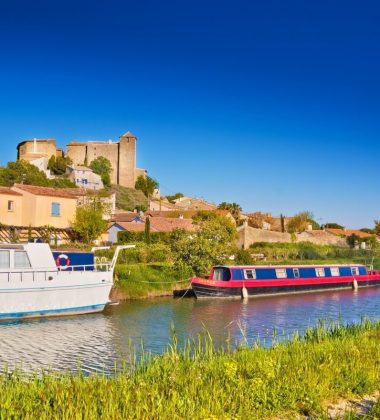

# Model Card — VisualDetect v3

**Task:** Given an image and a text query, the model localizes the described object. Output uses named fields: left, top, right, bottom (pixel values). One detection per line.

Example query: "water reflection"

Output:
left=0, top=287, right=380, bottom=374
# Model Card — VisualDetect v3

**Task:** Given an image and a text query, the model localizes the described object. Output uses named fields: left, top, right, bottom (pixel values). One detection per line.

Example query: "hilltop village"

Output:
left=0, top=131, right=379, bottom=250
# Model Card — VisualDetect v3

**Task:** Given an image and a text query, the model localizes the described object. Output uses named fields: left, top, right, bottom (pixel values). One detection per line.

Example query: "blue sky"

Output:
left=0, top=0, right=379, bottom=228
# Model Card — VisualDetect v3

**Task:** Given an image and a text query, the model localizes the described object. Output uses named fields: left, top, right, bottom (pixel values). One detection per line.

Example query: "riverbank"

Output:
left=111, top=257, right=380, bottom=300
left=1, top=320, right=379, bottom=418
left=111, top=262, right=191, bottom=299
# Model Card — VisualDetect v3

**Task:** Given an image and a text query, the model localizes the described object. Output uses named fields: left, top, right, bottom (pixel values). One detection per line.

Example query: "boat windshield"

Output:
left=212, top=267, right=231, bottom=281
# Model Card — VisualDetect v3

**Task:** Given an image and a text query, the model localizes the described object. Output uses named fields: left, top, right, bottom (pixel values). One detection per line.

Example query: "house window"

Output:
left=51, top=202, right=61, bottom=217
left=293, top=268, right=300, bottom=278
left=316, top=268, right=325, bottom=277
left=82, top=179, right=88, bottom=184
left=14, top=251, right=31, bottom=268
left=275, top=268, right=287, bottom=279
left=331, top=267, right=340, bottom=276
left=0, top=251, right=10, bottom=268
left=244, top=269, right=256, bottom=279
left=7, top=200, right=14, bottom=211
left=351, top=267, right=359, bottom=276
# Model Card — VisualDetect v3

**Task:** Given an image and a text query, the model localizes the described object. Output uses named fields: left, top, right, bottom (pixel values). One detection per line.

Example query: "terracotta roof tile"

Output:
left=12, top=184, right=80, bottom=199
left=0, top=187, right=22, bottom=196
left=326, top=228, right=373, bottom=239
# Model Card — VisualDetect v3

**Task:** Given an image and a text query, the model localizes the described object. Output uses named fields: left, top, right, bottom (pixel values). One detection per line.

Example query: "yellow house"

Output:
left=0, top=187, right=23, bottom=226
left=11, top=184, right=79, bottom=229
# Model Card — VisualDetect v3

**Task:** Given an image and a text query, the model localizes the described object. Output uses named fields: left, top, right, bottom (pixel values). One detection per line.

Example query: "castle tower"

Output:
left=118, top=131, right=137, bottom=188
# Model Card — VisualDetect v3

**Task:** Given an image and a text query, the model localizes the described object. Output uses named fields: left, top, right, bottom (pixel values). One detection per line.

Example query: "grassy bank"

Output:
left=1, top=320, right=380, bottom=418
left=112, top=263, right=191, bottom=299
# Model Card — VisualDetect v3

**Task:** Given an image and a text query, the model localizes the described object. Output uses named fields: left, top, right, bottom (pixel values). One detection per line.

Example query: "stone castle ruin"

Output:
left=17, top=131, right=146, bottom=188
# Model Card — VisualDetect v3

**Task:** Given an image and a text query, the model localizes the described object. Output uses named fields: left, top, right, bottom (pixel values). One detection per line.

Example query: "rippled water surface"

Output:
left=1, top=287, right=380, bottom=374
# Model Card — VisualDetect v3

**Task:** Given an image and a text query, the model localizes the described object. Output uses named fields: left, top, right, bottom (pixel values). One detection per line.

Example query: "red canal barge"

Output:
left=191, top=264, right=380, bottom=298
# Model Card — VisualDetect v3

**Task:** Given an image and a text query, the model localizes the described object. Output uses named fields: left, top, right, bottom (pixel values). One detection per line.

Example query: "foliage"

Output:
left=374, top=220, right=380, bottom=236
left=234, top=248, right=254, bottom=265
left=89, top=156, right=112, bottom=187
left=165, top=192, right=184, bottom=203
left=145, top=217, right=151, bottom=244
left=346, top=233, right=360, bottom=248
left=249, top=241, right=379, bottom=263
left=117, top=230, right=170, bottom=244
left=47, top=155, right=73, bottom=175
left=170, top=213, right=236, bottom=276
left=135, top=175, right=159, bottom=198
left=360, top=227, right=374, bottom=234
left=248, top=212, right=274, bottom=229
left=71, top=198, right=109, bottom=243
left=0, top=160, right=50, bottom=186
left=324, top=222, right=345, bottom=229
left=217, top=201, right=242, bottom=222
left=287, top=211, right=315, bottom=233
left=1, top=320, right=380, bottom=418
left=111, top=185, right=148, bottom=211
left=96, top=243, right=172, bottom=265
left=49, top=177, right=76, bottom=188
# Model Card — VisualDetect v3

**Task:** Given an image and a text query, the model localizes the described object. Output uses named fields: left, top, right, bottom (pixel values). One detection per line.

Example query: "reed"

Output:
left=0, top=320, right=380, bottom=418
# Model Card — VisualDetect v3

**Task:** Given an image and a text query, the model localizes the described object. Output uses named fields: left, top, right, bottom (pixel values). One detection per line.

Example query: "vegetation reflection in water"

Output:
left=2, top=286, right=380, bottom=376
left=0, top=319, right=380, bottom=418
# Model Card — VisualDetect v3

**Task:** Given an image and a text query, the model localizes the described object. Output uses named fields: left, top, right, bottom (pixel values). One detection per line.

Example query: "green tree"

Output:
left=287, top=211, right=315, bottom=233
left=135, top=175, right=159, bottom=198
left=47, top=155, right=73, bottom=175
left=89, top=157, right=112, bottom=187
left=374, top=220, right=380, bottom=236
left=145, top=217, right=151, bottom=244
left=165, top=192, right=184, bottom=203
left=170, top=213, right=236, bottom=276
left=217, top=202, right=242, bottom=222
left=324, top=223, right=345, bottom=230
left=72, top=198, right=108, bottom=243
left=0, top=160, right=50, bottom=187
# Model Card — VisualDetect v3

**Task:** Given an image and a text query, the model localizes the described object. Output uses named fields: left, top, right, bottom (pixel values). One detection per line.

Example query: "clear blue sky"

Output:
left=0, top=0, right=379, bottom=228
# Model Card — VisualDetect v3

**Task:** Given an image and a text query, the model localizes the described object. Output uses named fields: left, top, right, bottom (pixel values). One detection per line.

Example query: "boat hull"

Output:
left=0, top=272, right=113, bottom=320
left=191, top=277, right=380, bottom=298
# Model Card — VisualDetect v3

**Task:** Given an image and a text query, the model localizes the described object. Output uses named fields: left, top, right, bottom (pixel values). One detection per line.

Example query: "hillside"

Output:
left=110, top=184, right=148, bottom=211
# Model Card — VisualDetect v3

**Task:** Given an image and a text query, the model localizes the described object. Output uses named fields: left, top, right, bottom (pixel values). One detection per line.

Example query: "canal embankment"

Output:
left=1, top=319, right=380, bottom=419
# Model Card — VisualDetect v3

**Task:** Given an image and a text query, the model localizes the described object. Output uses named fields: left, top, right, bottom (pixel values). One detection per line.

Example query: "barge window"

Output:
left=315, top=268, right=325, bottom=277
left=351, top=267, right=359, bottom=276
left=14, top=251, right=31, bottom=268
left=0, top=251, right=10, bottom=268
left=293, top=268, right=300, bottom=278
left=275, top=268, right=287, bottom=279
left=213, top=268, right=231, bottom=281
left=244, top=269, right=256, bottom=279
left=330, top=267, right=340, bottom=276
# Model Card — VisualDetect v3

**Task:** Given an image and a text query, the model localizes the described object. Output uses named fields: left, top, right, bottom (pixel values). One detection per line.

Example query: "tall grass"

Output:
left=0, top=320, right=380, bottom=418
left=113, top=263, right=191, bottom=299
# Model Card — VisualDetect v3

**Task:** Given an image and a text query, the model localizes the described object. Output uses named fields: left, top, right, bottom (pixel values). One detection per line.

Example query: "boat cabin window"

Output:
left=293, top=268, right=300, bottom=278
left=315, top=268, right=325, bottom=277
left=244, top=269, right=256, bottom=280
left=0, top=251, right=10, bottom=268
left=351, top=267, right=359, bottom=276
left=213, top=267, right=231, bottom=281
left=14, top=251, right=31, bottom=268
left=275, top=268, right=287, bottom=279
left=330, top=267, right=340, bottom=276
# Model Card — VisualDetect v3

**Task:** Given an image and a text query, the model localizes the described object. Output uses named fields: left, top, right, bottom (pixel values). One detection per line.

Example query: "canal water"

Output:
left=1, top=287, right=380, bottom=375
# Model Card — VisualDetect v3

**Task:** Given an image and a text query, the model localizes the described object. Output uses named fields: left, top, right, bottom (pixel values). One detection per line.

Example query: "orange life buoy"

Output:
left=56, top=254, right=70, bottom=270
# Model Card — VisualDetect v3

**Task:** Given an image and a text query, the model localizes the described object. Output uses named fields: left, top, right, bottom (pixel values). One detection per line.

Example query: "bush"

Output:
left=117, top=230, right=171, bottom=244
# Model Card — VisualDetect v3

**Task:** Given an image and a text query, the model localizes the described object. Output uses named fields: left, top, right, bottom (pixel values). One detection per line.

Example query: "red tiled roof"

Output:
left=326, top=228, right=373, bottom=239
left=0, top=187, right=22, bottom=196
left=12, top=184, right=80, bottom=199
left=150, top=217, right=195, bottom=232
left=113, top=221, right=146, bottom=232
left=112, top=217, right=195, bottom=233
left=112, top=212, right=141, bottom=222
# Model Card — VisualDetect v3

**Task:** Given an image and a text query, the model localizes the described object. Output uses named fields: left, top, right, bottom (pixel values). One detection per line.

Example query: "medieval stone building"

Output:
left=17, top=131, right=146, bottom=188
